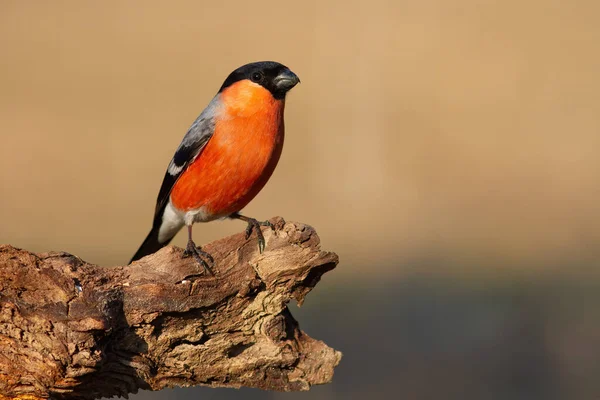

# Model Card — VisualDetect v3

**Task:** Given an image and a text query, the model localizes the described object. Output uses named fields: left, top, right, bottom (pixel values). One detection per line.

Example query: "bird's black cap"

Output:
left=219, top=61, right=300, bottom=100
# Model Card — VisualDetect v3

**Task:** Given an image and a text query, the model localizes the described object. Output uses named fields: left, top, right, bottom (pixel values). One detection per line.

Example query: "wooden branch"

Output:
left=0, top=217, right=341, bottom=400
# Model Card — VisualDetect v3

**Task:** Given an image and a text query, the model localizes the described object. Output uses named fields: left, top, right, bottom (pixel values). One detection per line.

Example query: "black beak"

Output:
left=273, top=69, right=300, bottom=91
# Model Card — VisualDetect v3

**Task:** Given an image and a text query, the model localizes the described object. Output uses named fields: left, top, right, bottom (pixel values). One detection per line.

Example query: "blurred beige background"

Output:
left=1, top=0, right=599, bottom=277
left=1, top=1, right=600, bottom=398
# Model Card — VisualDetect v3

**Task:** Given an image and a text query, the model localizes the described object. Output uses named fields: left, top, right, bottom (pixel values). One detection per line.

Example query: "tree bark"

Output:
left=0, top=217, right=341, bottom=399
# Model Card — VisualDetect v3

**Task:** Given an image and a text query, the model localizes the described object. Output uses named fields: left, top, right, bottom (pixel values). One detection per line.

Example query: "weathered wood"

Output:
left=0, top=218, right=341, bottom=399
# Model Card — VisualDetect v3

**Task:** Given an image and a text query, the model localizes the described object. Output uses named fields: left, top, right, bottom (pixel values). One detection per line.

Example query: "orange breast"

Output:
left=170, top=81, right=285, bottom=216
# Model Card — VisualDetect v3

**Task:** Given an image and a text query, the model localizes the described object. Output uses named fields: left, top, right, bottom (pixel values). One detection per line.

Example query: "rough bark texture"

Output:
left=0, top=217, right=341, bottom=399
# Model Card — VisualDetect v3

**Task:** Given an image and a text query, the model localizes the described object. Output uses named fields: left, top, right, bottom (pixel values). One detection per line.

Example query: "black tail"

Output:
left=130, top=226, right=171, bottom=264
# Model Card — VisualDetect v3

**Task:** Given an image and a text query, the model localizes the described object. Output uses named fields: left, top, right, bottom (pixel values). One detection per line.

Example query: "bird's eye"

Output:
left=251, top=72, right=263, bottom=82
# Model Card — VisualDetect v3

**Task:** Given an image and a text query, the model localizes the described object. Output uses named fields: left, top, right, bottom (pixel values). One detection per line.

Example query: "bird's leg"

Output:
left=230, top=212, right=274, bottom=253
left=182, top=224, right=214, bottom=275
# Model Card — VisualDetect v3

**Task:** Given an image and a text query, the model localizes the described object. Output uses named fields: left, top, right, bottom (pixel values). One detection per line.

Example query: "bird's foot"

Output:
left=244, top=218, right=274, bottom=254
left=182, top=240, right=214, bottom=276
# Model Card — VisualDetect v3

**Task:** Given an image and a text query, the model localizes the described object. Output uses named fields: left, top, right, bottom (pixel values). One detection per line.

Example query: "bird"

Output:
left=130, top=61, right=300, bottom=274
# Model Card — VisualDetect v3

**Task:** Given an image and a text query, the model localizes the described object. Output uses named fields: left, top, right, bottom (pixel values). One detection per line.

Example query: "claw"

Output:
left=245, top=223, right=254, bottom=240
left=257, top=228, right=266, bottom=254
left=203, top=250, right=215, bottom=264
left=230, top=213, right=276, bottom=253
left=183, top=240, right=214, bottom=276
left=261, top=220, right=274, bottom=230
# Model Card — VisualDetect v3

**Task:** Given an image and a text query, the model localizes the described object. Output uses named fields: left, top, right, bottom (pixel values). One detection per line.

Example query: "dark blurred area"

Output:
left=1, top=1, right=599, bottom=399
left=125, top=274, right=600, bottom=400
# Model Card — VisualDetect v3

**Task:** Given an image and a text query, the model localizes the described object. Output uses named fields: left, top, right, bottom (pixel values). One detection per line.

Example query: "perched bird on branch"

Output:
left=130, top=61, right=300, bottom=272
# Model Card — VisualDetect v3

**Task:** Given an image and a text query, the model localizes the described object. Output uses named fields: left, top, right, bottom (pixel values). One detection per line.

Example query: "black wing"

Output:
left=151, top=106, right=217, bottom=227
